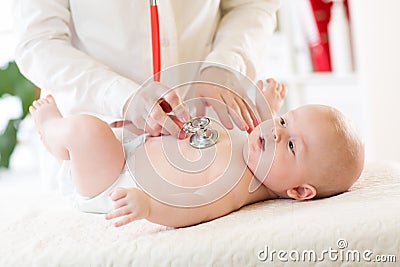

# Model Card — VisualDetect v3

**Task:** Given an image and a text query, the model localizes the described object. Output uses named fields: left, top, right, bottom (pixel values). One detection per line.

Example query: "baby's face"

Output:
left=243, top=105, right=336, bottom=196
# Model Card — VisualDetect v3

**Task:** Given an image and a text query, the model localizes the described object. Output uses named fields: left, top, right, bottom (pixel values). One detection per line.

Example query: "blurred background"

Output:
left=0, top=0, right=40, bottom=189
left=262, top=0, right=400, bottom=164
left=1, top=0, right=399, bottom=179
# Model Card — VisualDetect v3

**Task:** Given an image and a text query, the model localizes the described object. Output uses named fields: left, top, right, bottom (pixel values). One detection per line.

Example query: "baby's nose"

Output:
left=272, top=127, right=280, bottom=142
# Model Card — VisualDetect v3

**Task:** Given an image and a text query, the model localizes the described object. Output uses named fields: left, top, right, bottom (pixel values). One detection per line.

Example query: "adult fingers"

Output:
left=163, top=91, right=190, bottom=123
left=144, top=116, right=163, bottom=137
left=206, top=93, right=234, bottom=129
left=147, top=104, right=180, bottom=138
left=150, top=82, right=187, bottom=118
left=195, top=98, right=207, bottom=118
left=243, top=94, right=260, bottom=129
left=222, top=94, right=247, bottom=131
left=234, top=96, right=257, bottom=132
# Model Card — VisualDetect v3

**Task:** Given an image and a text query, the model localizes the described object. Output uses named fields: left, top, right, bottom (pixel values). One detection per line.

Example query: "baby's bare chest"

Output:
left=132, top=130, right=248, bottom=188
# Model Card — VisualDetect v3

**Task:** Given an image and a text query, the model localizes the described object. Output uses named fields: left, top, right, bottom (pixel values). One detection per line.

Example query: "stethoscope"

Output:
left=149, top=0, right=219, bottom=149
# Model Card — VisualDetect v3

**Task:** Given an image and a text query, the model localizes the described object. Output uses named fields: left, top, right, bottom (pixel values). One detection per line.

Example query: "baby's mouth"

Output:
left=257, top=135, right=265, bottom=151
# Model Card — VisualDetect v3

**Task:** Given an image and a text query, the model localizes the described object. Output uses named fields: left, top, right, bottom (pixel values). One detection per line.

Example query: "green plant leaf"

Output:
left=0, top=61, right=37, bottom=168
left=15, top=78, right=37, bottom=119
left=0, top=119, right=19, bottom=168
left=0, top=62, right=15, bottom=95
left=0, top=62, right=37, bottom=118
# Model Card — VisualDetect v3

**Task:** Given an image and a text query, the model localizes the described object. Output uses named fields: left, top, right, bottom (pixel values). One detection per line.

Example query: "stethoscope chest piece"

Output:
left=183, top=117, right=219, bottom=149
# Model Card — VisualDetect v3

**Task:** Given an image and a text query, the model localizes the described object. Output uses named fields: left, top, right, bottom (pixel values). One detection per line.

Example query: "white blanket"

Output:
left=1, top=162, right=399, bottom=266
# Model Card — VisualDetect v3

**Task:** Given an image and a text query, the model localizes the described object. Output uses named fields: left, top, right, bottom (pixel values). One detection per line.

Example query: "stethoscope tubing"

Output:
left=148, top=1, right=219, bottom=147
left=150, top=0, right=183, bottom=125
left=150, top=0, right=161, bottom=82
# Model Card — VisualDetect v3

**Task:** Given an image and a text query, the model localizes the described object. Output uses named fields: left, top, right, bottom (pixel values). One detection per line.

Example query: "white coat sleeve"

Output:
left=13, top=0, right=138, bottom=119
left=205, top=0, right=280, bottom=80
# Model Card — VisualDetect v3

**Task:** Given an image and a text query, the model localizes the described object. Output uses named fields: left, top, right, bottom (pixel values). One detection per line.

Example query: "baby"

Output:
left=29, top=79, right=364, bottom=228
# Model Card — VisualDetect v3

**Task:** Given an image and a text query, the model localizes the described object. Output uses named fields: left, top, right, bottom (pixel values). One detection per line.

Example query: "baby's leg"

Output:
left=30, top=95, right=125, bottom=197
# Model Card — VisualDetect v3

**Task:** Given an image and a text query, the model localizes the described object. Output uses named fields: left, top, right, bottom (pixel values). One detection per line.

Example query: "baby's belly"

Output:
left=131, top=129, right=248, bottom=188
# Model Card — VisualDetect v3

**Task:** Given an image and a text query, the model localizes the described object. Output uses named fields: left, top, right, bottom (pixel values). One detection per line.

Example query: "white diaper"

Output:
left=59, top=134, right=146, bottom=214
left=74, top=167, right=136, bottom=214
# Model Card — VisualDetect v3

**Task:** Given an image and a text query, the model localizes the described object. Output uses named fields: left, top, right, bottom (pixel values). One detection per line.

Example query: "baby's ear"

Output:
left=286, top=184, right=316, bottom=200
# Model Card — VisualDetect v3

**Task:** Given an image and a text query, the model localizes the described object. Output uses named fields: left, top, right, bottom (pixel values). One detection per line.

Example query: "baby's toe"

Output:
left=29, top=105, right=36, bottom=113
left=266, top=78, right=277, bottom=91
left=32, top=100, right=41, bottom=109
left=266, top=78, right=276, bottom=85
left=274, top=81, right=281, bottom=92
left=38, top=99, right=48, bottom=105
left=46, top=95, right=55, bottom=103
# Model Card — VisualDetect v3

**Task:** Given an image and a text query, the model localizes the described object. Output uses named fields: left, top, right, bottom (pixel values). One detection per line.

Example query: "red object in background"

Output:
left=309, top=42, right=331, bottom=72
left=308, top=0, right=350, bottom=72
left=308, top=0, right=332, bottom=72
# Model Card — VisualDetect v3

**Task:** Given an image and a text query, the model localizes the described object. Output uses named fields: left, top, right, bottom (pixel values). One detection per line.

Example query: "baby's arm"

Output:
left=105, top=187, right=242, bottom=228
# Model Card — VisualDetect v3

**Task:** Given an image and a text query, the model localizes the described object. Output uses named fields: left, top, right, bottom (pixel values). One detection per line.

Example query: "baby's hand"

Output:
left=256, top=78, right=287, bottom=116
left=105, top=187, right=150, bottom=227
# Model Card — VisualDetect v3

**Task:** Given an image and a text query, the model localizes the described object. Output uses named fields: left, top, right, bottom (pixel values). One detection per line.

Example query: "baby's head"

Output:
left=243, top=104, right=364, bottom=200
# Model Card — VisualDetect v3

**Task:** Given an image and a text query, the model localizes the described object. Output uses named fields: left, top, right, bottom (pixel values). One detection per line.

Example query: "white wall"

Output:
left=0, top=0, right=18, bottom=129
left=350, top=0, right=400, bottom=162
left=0, top=0, right=15, bottom=66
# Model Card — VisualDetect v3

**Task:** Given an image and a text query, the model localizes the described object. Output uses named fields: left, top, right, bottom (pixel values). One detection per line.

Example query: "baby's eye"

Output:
left=288, top=140, right=295, bottom=155
left=279, top=117, right=287, bottom=128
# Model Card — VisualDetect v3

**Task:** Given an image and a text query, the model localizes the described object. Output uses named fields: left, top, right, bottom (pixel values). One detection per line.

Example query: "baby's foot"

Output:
left=29, top=95, right=70, bottom=159
left=29, top=95, right=62, bottom=147
left=257, top=78, right=287, bottom=116
left=29, top=95, right=63, bottom=130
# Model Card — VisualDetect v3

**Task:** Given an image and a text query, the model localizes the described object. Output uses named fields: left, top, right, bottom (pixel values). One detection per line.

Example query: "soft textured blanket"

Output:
left=0, top=162, right=399, bottom=266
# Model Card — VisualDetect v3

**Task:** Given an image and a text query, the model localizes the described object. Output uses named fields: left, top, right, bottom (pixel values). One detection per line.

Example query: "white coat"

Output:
left=14, top=0, right=280, bottom=122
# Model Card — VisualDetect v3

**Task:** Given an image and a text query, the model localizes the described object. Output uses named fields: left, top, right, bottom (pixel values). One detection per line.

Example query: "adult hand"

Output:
left=194, top=67, right=258, bottom=132
left=123, top=81, right=189, bottom=138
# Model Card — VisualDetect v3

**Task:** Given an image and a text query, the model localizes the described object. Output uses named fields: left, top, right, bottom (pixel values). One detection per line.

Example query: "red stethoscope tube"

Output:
left=150, top=0, right=185, bottom=128
left=150, top=0, right=161, bottom=82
